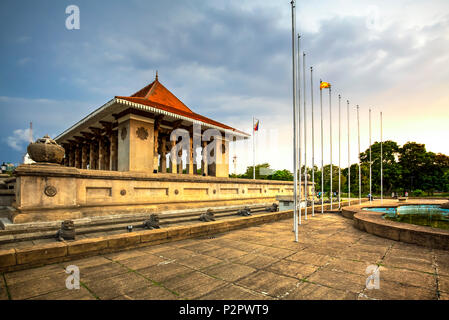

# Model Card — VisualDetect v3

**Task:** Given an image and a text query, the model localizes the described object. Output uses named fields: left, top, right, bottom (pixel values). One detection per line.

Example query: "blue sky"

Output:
left=1, top=0, right=449, bottom=172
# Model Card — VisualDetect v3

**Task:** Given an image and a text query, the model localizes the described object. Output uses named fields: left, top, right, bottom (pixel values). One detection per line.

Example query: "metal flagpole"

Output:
left=297, top=34, right=302, bottom=225
left=369, top=108, right=372, bottom=203
left=303, top=52, right=308, bottom=220
left=290, top=0, right=298, bottom=241
left=253, top=116, right=255, bottom=180
left=320, top=80, right=324, bottom=214
left=347, top=100, right=351, bottom=206
left=380, top=111, right=383, bottom=203
left=338, top=94, right=341, bottom=210
left=357, top=105, right=361, bottom=204
left=310, top=67, right=315, bottom=216
left=329, top=86, right=333, bottom=210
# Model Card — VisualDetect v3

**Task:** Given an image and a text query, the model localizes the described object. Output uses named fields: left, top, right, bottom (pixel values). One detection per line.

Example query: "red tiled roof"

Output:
left=130, top=79, right=193, bottom=114
left=117, top=78, right=248, bottom=136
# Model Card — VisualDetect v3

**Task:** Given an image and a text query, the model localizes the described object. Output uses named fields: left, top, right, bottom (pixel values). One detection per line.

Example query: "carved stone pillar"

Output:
left=160, top=137, right=167, bottom=173
left=69, top=146, right=75, bottom=167
left=74, top=145, right=81, bottom=168
left=187, top=136, right=194, bottom=175
left=110, top=131, right=118, bottom=171
left=81, top=144, right=88, bottom=169
left=104, top=137, right=110, bottom=170
left=89, top=140, right=96, bottom=169
left=153, top=119, right=160, bottom=172
left=98, top=137, right=104, bottom=170
left=170, top=139, right=177, bottom=174
left=193, top=147, right=198, bottom=175
left=201, top=140, right=208, bottom=176
left=177, top=147, right=183, bottom=174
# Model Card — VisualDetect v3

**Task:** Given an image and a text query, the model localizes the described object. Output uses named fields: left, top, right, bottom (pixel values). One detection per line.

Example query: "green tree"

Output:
left=360, top=140, right=401, bottom=194
left=268, top=169, right=293, bottom=181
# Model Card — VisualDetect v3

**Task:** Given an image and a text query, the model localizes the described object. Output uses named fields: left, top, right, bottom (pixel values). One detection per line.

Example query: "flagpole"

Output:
left=297, top=34, right=302, bottom=225
left=320, top=80, right=324, bottom=214
left=369, top=108, right=372, bottom=203
left=338, top=94, right=341, bottom=210
left=310, top=66, right=315, bottom=217
left=380, top=111, right=383, bottom=204
left=290, top=0, right=298, bottom=241
left=303, top=52, right=308, bottom=220
left=329, top=86, right=333, bottom=210
left=357, top=105, right=361, bottom=205
left=347, top=100, right=351, bottom=206
left=253, top=116, right=255, bottom=180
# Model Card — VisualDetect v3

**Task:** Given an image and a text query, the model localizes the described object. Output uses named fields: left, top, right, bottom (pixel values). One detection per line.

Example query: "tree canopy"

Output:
left=230, top=140, right=449, bottom=195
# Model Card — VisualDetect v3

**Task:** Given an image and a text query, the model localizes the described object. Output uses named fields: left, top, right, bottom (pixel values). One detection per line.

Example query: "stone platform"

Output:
left=10, top=164, right=306, bottom=224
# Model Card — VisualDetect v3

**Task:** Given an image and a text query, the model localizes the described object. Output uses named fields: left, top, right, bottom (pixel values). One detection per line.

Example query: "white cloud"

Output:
left=5, top=128, right=32, bottom=152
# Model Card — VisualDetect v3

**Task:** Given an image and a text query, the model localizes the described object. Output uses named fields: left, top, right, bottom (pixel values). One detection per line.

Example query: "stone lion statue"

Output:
left=237, top=206, right=252, bottom=216
left=56, top=220, right=76, bottom=241
left=199, top=209, right=216, bottom=222
left=143, top=214, right=161, bottom=230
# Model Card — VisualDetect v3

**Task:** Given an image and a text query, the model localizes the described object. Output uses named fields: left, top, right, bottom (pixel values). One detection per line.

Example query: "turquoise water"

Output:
left=363, top=205, right=449, bottom=230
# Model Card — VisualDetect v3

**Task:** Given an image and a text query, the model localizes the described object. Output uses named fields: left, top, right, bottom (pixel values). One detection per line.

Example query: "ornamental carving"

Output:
left=44, top=185, right=57, bottom=197
left=121, top=127, right=127, bottom=140
left=136, top=127, right=148, bottom=140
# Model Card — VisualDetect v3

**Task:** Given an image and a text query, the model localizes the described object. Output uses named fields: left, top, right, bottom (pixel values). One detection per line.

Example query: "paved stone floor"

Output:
left=1, top=212, right=448, bottom=300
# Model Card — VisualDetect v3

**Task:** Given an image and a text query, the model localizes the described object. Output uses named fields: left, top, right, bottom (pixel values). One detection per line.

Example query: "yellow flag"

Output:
left=320, top=81, right=331, bottom=89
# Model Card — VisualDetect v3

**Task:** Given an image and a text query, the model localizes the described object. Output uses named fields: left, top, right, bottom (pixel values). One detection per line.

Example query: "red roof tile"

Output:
left=117, top=78, right=248, bottom=136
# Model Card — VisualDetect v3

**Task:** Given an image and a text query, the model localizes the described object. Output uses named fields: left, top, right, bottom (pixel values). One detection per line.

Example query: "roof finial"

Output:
left=155, top=70, right=158, bottom=81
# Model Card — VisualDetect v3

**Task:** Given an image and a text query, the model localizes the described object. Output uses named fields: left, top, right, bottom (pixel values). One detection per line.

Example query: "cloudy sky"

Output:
left=1, top=0, right=448, bottom=173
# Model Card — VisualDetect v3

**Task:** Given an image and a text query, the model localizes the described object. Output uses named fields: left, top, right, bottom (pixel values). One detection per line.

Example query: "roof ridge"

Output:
left=130, top=80, right=156, bottom=97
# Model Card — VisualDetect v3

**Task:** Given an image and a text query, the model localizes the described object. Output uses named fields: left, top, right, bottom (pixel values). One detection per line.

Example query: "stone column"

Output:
left=104, top=137, right=110, bottom=170
left=170, top=139, right=177, bottom=174
left=177, top=147, right=183, bottom=174
left=69, top=146, right=75, bottom=167
left=81, top=144, right=88, bottom=169
left=187, top=136, right=194, bottom=175
left=74, top=145, right=81, bottom=168
left=201, top=140, right=208, bottom=176
left=109, top=131, right=118, bottom=171
left=89, top=140, right=96, bottom=169
left=160, top=137, right=167, bottom=173
left=153, top=120, right=160, bottom=172
left=193, top=147, right=198, bottom=175
left=98, top=137, right=105, bottom=170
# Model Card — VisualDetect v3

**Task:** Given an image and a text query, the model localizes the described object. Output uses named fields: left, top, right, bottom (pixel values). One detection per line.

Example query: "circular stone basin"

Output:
left=363, top=205, right=449, bottom=230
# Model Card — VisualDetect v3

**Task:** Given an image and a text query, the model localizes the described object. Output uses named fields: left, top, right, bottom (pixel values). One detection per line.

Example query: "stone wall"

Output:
left=12, top=164, right=311, bottom=223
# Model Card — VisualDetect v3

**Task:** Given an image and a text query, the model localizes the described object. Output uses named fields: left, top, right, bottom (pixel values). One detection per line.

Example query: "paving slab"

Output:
left=199, top=284, right=271, bottom=300
left=267, top=260, right=319, bottom=280
left=236, top=270, right=300, bottom=298
left=162, top=271, right=227, bottom=299
left=230, top=253, right=279, bottom=269
left=306, top=269, right=367, bottom=294
left=112, top=285, right=179, bottom=300
left=283, top=281, right=358, bottom=300
left=138, top=261, right=193, bottom=283
left=202, top=262, right=256, bottom=282
left=86, top=271, right=152, bottom=300
left=361, top=279, right=438, bottom=300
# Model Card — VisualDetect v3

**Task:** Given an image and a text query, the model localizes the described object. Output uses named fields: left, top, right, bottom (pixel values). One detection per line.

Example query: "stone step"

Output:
left=0, top=204, right=274, bottom=244
left=0, top=203, right=271, bottom=234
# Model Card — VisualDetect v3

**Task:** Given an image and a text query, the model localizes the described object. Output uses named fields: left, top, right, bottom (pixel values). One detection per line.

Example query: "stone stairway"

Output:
left=0, top=202, right=275, bottom=245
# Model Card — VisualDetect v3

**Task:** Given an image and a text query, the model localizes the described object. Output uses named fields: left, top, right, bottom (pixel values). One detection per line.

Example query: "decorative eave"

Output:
left=55, top=98, right=250, bottom=143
